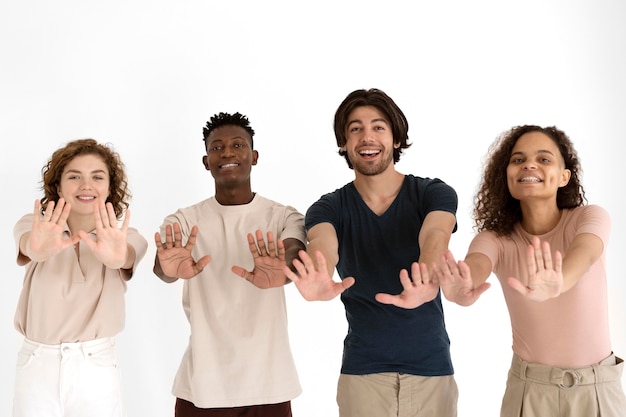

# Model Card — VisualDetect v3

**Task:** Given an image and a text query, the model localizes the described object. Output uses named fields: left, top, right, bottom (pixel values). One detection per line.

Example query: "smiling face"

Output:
left=341, top=105, right=399, bottom=176
left=506, top=131, right=571, bottom=202
left=203, top=124, right=258, bottom=191
left=57, top=153, right=110, bottom=215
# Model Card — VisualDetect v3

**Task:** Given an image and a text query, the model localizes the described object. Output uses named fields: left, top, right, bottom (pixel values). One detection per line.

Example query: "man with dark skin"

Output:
left=154, top=112, right=304, bottom=417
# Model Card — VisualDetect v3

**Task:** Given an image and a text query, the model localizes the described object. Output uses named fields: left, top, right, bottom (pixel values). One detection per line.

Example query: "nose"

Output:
left=522, top=161, right=537, bottom=170
left=79, top=178, right=93, bottom=189
left=221, top=144, right=236, bottom=157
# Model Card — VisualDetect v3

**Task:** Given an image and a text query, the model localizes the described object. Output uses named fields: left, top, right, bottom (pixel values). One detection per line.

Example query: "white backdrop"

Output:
left=1, top=1, right=624, bottom=416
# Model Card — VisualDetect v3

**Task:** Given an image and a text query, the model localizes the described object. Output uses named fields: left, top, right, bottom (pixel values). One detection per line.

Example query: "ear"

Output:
left=251, top=150, right=259, bottom=166
left=559, top=168, right=571, bottom=187
left=202, top=155, right=210, bottom=171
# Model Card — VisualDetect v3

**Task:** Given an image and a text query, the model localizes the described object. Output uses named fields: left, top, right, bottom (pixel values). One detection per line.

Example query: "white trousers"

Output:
left=13, top=337, right=125, bottom=417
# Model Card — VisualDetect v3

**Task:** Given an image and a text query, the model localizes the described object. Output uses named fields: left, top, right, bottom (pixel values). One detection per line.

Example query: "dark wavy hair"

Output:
left=333, top=88, right=411, bottom=169
left=474, top=125, right=585, bottom=236
left=40, top=139, right=131, bottom=219
left=202, top=112, right=255, bottom=149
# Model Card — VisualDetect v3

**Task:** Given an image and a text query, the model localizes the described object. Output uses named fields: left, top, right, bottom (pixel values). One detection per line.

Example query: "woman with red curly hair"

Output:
left=12, top=138, right=147, bottom=417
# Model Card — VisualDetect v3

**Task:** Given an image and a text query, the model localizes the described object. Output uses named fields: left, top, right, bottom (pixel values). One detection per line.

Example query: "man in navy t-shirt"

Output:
left=284, top=88, right=459, bottom=417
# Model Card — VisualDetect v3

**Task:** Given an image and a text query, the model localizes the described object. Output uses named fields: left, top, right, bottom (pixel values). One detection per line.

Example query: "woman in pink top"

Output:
left=12, top=139, right=147, bottom=417
left=434, top=125, right=625, bottom=417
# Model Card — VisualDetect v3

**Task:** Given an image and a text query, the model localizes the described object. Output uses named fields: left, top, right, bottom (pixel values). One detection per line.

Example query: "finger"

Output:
left=44, top=200, right=57, bottom=222
left=416, top=262, right=430, bottom=284
left=265, top=231, right=276, bottom=257
left=506, top=277, right=529, bottom=295
left=313, top=250, right=327, bottom=274
left=553, top=250, right=563, bottom=274
left=532, top=237, right=544, bottom=270
left=154, top=232, right=165, bottom=251
left=33, top=200, right=42, bottom=223
left=173, top=223, right=183, bottom=248
left=164, top=225, right=174, bottom=248
left=276, top=238, right=285, bottom=260
left=283, top=264, right=300, bottom=282
left=97, top=201, right=109, bottom=228
left=106, top=202, right=117, bottom=228
left=183, top=225, right=200, bottom=250
left=231, top=265, right=252, bottom=280
left=247, top=233, right=260, bottom=258
left=291, top=257, right=308, bottom=277
left=541, top=241, right=552, bottom=271
left=58, top=201, right=73, bottom=225
left=526, top=242, right=537, bottom=275
left=255, top=230, right=269, bottom=256
left=398, top=268, right=413, bottom=288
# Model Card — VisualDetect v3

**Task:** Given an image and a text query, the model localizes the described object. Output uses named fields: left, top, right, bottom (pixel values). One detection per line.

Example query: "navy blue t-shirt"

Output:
left=305, top=174, right=458, bottom=376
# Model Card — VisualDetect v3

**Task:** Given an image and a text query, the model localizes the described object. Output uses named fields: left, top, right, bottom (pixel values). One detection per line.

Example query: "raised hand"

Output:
left=284, top=250, right=354, bottom=301
left=375, top=262, right=440, bottom=309
left=232, top=230, right=289, bottom=289
left=507, top=237, right=563, bottom=301
left=434, top=250, right=490, bottom=306
left=155, top=223, right=211, bottom=279
left=79, top=201, right=130, bottom=269
left=26, top=198, right=78, bottom=262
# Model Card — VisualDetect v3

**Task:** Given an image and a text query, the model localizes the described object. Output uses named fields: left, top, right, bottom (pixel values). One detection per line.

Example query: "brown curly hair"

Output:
left=40, top=139, right=131, bottom=219
left=474, top=125, right=585, bottom=236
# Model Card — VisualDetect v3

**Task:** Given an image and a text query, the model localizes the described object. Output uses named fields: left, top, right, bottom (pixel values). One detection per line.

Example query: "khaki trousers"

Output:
left=337, top=372, right=458, bottom=417
left=500, top=353, right=626, bottom=417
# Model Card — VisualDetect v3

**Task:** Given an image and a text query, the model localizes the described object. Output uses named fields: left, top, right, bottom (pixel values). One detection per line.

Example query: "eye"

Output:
left=349, top=126, right=361, bottom=133
left=210, top=145, right=223, bottom=151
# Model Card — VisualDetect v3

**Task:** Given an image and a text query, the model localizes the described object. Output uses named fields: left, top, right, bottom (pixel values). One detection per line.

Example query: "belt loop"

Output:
left=591, top=363, right=602, bottom=384
left=518, top=357, right=528, bottom=381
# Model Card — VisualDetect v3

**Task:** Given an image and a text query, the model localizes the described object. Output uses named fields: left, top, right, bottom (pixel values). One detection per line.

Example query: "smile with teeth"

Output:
left=359, top=149, right=380, bottom=156
left=77, top=196, right=96, bottom=201
left=220, top=163, right=239, bottom=169
left=519, top=177, right=542, bottom=182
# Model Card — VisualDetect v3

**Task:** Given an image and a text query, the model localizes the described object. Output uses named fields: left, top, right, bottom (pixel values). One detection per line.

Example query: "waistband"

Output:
left=510, top=353, right=624, bottom=390
left=23, top=337, right=116, bottom=357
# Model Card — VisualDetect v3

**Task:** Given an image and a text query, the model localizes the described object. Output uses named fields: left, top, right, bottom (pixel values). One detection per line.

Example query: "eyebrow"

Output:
left=511, top=149, right=556, bottom=157
left=347, top=117, right=388, bottom=126
left=65, top=169, right=108, bottom=175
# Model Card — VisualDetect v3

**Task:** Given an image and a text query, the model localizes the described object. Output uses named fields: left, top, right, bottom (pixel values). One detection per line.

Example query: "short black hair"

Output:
left=202, top=112, right=255, bottom=148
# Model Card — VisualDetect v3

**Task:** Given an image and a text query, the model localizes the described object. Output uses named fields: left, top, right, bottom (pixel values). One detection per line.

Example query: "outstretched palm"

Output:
left=232, top=230, right=288, bottom=289
left=155, top=223, right=211, bottom=279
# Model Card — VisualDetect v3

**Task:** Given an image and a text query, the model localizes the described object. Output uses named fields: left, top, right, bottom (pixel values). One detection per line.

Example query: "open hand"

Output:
left=507, top=237, right=562, bottom=301
left=155, top=223, right=211, bottom=279
left=79, top=201, right=130, bottom=269
left=232, top=230, right=290, bottom=289
left=434, top=250, right=490, bottom=306
left=26, top=198, right=78, bottom=262
left=284, top=250, right=354, bottom=301
left=375, top=262, right=440, bottom=309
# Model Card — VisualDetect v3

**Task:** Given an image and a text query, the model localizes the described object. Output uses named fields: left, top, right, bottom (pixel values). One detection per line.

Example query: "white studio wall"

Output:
left=1, top=1, right=624, bottom=416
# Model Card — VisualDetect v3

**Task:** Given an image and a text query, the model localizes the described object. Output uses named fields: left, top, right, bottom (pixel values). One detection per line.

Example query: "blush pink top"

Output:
left=468, top=205, right=612, bottom=368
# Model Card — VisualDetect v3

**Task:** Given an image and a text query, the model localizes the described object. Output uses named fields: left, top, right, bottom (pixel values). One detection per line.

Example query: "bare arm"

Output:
left=417, top=211, right=457, bottom=269
left=375, top=210, right=457, bottom=309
